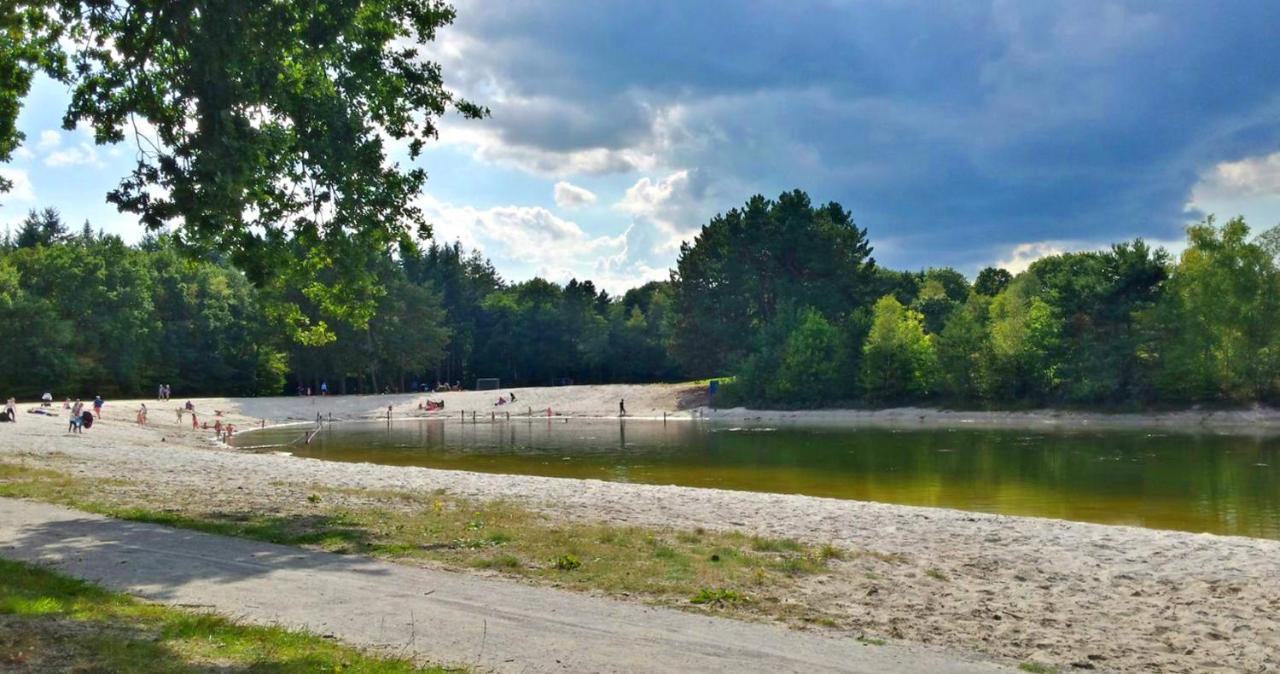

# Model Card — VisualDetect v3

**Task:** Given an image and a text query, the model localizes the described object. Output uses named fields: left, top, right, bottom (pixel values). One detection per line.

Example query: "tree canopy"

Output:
left=2, top=0, right=484, bottom=338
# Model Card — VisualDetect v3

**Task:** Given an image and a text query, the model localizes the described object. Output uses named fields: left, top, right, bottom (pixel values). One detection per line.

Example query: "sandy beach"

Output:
left=2, top=385, right=1279, bottom=672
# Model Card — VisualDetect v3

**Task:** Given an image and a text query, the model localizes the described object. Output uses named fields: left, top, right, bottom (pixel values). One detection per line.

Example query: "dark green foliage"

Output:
left=669, top=190, right=875, bottom=377
left=5, top=0, right=484, bottom=338
left=974, top=267, right=1013, bottom=296
left=14, top=208, right=69, bottom=248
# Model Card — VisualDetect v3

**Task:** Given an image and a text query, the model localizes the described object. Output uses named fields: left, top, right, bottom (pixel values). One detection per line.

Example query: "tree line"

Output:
left=0, top=208, right=677, bottom=398
left=672, top=190, right=1280, bottom=408
left=4, top=191, right=1280, bottom=408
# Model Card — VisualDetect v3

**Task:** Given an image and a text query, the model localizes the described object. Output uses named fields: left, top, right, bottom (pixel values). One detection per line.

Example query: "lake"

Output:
left=236, top=418, right=1280, bottom=539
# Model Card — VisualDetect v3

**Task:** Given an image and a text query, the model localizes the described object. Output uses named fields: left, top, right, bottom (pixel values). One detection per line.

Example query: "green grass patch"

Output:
left=689, top=588, right=747, bottom=605
left=0, top=558, right=454, bottom=672
left=1018, top=663, right=1059, bottom=674
left=0, top=460, right=852, bottom=625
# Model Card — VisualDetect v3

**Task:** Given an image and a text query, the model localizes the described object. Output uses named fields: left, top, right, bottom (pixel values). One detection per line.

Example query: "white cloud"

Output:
left=12, top=146, right=35, bottom=161
left=36, top=130, right=61, bottom=151
left=553, top=181, right=596, bottom=209
left=419, top=194, right=668, bottom=293
left=44, top=142, right=104, bottom=168
left=1184, top=152, right=1280, bottom=233
left=995, top=241, right=1071, bottom=274
left=1190, top=152, right=1280, bottom=201
left=0, top=168, right=36, bottom=203
left=614, top=170, right=706, bottom=255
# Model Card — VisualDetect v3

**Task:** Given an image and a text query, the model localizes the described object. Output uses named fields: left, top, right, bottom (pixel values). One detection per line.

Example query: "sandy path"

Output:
left=3, top=388, right=1280, bottom=672
left=0, top=498, right=1007, bottom=674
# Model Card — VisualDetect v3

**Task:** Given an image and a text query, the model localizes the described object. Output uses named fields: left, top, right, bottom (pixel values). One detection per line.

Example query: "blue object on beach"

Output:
left=708, top=380, right=719, bottom=396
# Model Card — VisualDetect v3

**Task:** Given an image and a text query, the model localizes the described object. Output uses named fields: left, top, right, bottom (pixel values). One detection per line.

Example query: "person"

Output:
left=41, top=392, right=53, bottom=407
left=191, top=411, right=199, bottom=429
left=184, top=400, right=194, bottom=411
left=320, top=380, right=329, bottom=395
left=213, top=419, right=222, bottom=439
left=176, top=406, right=184, bottom=425
left=619, top=398, right=626, bottom=416
left=63, top=398, right=70, bottom=409
left=93, top=395, right=104, bottom=419
left=510, top=391, right=517, bottom=403
left=4, top=397, right=16, bottom=423
left=68, top=399, right=84, bottom=433
left=158, top=384, right=164, bottom=400
left=137, top=403, right=148, bottom=426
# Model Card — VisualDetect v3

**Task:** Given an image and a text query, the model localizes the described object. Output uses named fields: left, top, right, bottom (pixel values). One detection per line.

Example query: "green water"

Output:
left=238, top=419, right=1280, bottom=539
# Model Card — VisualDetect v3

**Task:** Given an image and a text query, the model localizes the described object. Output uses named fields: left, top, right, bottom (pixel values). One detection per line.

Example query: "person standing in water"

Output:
left=619, top=399, right=626, bottom=417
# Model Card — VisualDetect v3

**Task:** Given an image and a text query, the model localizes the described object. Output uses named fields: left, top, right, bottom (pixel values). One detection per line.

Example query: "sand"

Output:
left=2, top=385, right=1279, bottom=672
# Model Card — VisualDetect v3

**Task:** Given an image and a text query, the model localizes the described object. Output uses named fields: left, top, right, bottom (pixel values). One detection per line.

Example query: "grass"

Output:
left=0, top=461, right=866, bottom=624
left=0, top=557, right=454, bottom=673
left=925, top=567, right=949, bottom=581
left=1017, top=663, right=1059, bottom=674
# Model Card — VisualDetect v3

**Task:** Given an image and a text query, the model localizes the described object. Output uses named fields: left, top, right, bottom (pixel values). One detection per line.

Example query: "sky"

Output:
left=4, top=0, right=1280, bottom=293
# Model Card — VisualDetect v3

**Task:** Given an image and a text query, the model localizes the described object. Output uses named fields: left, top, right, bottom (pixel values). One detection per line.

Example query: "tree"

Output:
left=862, top=295, right=938, bottom=402
left=14, top=208, right=68, bottom=248
left=7, top=0, right=485, bottom=336
left=912, top=268, right=970, bottom=334
left=981, top=275, right=1062, bottom=401
left=935, top=294, right=990, bottom=401
left=669, top=190, right=876, bottom=376
left=776, top=309, right=848, bottom=404
left=1143, top=217, right=1280, bottom=402
left=974, top=267, right=1013, bottom=296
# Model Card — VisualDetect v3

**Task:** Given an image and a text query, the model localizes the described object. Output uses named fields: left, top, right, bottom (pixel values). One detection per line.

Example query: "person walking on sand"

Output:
left=137, top=403, right=148, bottom=426
left=619, top=398, right=626, bottom=417
left=320, top=380, right=329, bottom=396
left=68, top=399, right=84, bottom=433
left=5, top=397, right=16, bottom=423
left=93, top=395, right=104, bottom=419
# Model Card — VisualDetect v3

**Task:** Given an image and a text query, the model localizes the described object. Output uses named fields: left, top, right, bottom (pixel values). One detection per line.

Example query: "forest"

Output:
left=3, top=190, right=1280, bottom=409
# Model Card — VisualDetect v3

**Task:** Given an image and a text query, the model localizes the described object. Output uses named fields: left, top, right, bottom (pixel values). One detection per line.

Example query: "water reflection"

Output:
left=236, top=418, right=1280, bottom=539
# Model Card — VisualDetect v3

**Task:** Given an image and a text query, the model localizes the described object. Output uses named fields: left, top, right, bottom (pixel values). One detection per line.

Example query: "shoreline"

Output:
left=35, top=383, right=1280, bottom=436
left=1, top=390, right=1278, bottom=671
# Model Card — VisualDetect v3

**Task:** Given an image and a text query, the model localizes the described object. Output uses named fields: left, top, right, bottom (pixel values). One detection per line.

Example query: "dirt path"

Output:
left=0, top=498, right=1009, bottom=674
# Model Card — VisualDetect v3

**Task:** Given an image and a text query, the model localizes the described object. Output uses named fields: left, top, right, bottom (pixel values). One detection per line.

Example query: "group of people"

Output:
left=294, top=381, right=330, bottom=397
left=157, top=384, right=173, bottom=401
left=494, top=391, right=518, bottom=406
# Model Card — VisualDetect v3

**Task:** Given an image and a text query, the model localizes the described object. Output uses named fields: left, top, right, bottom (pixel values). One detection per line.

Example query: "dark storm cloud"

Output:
left=442, top=0, right=1280, bottom=270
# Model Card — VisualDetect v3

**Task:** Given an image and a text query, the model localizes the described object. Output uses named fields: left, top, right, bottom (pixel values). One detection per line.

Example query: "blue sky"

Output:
left=4, top=0, right=1280, bottom=292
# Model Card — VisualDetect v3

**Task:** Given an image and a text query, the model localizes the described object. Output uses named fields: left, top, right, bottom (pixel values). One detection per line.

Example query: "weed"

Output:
left=306, top=494, right=321, bottom=504
left=925, top=568, right=949, bottom=582
left=750, top=536, right=803, bottom=553
left=689, top=588, right=747, bottom=605
left=858, top=636, right=887, bottom=646
left=474, top=554, right=521, bottom=570
left=1018, top=663, right=1058, bottom=674
left=819, top=543, right=845, bottom=561
left=554, top=554, right=582, bottom=571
